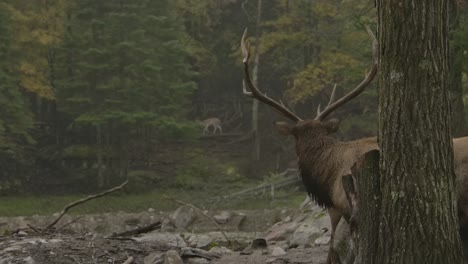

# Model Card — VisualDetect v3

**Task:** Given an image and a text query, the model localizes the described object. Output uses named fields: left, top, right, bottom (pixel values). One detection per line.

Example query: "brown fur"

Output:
left=278, top=119, right=468, bottom=264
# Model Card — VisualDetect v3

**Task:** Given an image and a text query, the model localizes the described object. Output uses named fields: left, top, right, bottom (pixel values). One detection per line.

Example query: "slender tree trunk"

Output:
left=97, top=124, right=104, bottom=188
left=367, top=1, right=463, bottom=263
left=251, top=0, right=262, bottom=164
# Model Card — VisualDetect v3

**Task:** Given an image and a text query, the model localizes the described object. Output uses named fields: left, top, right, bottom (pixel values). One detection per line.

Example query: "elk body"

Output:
left=241, top=28, right=468, bottom=264
left=199, top=117, right=223, bottom=135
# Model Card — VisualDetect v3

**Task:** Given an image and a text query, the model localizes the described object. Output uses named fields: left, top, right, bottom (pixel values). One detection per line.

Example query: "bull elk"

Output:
left=241, top=28, right=468, bottom=264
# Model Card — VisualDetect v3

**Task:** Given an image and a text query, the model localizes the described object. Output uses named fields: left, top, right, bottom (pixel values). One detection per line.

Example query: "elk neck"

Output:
left=295, top=134, right=341, bottom=208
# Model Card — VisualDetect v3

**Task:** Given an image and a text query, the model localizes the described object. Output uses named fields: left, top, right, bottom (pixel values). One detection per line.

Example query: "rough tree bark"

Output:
left=449, top=0, right=466, bottom=137
left=369, top=1, right=463, bottom=263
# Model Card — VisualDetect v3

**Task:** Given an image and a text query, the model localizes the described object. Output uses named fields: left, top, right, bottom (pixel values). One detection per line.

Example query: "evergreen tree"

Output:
left=0, top=3, right=33, bottom=189
left=55, top=0, right=197, bottom=186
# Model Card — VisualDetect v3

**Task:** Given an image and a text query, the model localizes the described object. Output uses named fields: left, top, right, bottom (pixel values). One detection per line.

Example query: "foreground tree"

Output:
left=358, top=1, right=463, bottom=263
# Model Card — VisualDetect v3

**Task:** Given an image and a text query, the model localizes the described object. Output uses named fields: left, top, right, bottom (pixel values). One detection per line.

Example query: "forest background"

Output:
left=1, top=0, right=467, bottom=215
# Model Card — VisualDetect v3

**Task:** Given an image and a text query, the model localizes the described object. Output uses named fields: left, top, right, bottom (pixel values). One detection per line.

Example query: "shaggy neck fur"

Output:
left=296, top=134, right=340, bottom=208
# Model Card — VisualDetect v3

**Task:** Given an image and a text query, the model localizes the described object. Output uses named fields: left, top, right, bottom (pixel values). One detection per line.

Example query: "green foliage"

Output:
left=174, top=156, right=244, bottom=190
left=338, top=113, right=378, bottom=139
left=126, top=170, right=162, bottom=192
left=260, top=0, right=376, bottom=108
left=55, top=0, right=197, bottom=140
left=0, top=4, right=33, bottom=158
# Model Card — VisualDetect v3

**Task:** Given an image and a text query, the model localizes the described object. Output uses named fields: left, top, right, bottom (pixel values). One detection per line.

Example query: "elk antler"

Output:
left=241, top=28, right=303, bottom=122
left=314, top=26, right=378, bottom=121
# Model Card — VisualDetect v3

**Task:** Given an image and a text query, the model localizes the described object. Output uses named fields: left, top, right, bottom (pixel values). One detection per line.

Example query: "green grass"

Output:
left=0, top=188, right=305, bottom=217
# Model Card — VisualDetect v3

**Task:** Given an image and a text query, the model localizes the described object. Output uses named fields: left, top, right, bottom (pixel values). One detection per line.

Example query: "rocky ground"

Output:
left=0, top=205, right=340, bottom=264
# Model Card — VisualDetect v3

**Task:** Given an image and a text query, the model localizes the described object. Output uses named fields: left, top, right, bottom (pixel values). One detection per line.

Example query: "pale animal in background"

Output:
left=200, top=117, right=222, bottom=135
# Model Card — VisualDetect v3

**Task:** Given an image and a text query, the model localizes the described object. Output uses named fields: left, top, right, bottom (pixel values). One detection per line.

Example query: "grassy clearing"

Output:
left=0, top=188, right=305, bottom=217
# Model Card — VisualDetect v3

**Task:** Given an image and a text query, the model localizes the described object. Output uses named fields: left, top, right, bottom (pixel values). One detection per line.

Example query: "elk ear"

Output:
left=275, top=122, right=293, bottom=135
left=325, top=118, right=340, bottom=133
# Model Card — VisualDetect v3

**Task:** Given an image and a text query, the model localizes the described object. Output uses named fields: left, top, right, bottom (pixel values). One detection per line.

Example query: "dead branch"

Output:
left=56, top=216, right=83, bottom=233
left=27, top=224, right=41, bottom=233
left=44, top=180, right=128, bottom=230
left=106, top=221, right=161, bottom=238
left=167, top=198, right=233, bottom=246
left=180, top=247, right=221, bottom=260
left=122, top=256, right=134, bottom=264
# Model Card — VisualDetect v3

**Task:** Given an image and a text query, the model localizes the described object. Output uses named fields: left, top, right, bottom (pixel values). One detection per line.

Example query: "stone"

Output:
left=270, top=246, right=287, bottom=257
left=163, top=250, right=183, bottom=264
left=332, top=218, right=354, bottom=264
left=264, top=221, right=298, bottom=242
left=286, top=212, right=329, bottom=248
left=185, top=258, right=210, bottom=264
left=208, top=246, right=232, bottom=256
left=135, top=233, right=187, bottom=248
left=0, top=256, right=13, bottom=264
left=287, top=225, right=321, bottom=248
left=23, top=257, right=35, bottom=264
left=214, top=211, right=232, bottom=224
left=314, top=236, right=331, bottom=246
left=144, top=252, right=164, bottom=264
left=17, top=230, right=28, bottom=237
left=187, top=234, right=213, bottom=249
left=172, top=206, right=196, bottom=230
left=251, top=238, right=267, bottom=249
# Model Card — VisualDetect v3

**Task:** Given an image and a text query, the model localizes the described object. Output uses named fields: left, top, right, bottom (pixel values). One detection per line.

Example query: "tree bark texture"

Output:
left=375, top=1, right=462, bottom=263
left=352, top=150, right=380, bottom=264
left=449, top=1, right=465, bottom=137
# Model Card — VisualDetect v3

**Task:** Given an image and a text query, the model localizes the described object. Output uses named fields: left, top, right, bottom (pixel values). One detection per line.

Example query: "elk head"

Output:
left=241, top=27, right=378, bottom=141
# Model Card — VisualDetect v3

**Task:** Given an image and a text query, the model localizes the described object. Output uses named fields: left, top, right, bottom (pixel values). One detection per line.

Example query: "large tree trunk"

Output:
left=365, top=1, right=463, bottom=263
left=449, top=1, right=466, bottom=137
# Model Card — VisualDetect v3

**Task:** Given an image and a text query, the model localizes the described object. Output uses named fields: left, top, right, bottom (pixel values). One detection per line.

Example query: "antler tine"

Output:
left=241, top=28, right=250, bottom=63
left=242, top=80, right=253, bottom=97
left=316, top=83, right=337, bottom=116
left=314, top=26, right=378, bottom=121
left=241, top=28, right=302, bottom=122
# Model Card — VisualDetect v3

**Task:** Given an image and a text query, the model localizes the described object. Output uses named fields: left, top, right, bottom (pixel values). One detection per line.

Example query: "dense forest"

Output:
left=1, top=0, right=467, bottom=195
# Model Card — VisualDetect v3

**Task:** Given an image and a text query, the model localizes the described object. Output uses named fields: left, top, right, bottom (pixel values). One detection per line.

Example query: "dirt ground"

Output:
left=0, top=231, right=328, bottom=264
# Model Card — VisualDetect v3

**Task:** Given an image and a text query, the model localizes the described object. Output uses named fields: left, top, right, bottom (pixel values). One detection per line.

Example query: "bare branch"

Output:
left=107, top=221, right=161, bottom=238
left=44, top=180, right=128, bottom=230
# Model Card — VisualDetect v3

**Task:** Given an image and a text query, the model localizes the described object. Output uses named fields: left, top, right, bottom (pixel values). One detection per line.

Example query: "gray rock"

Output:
left=251, top=238, right=267, bottom=249
left=0, top=256, right=13, bottom=264
left=135, top=232, right=187, bottom=248
left=172, top=206, right=196, bottom=230
left=265, top=221, right=298, bottom=242
left=187, top=234, right=213, bottom=249
left=163, top=250, right=183, bottom=264
left=287, top=225, right=321, bottom=248
left=208, top=246, right=232, bottom=256
left=185, top=258, right=210, bottom=264
left=23, top=257, right=35, bottom=264
left=17, top=230, right=28, bottom=237
left=144, top=252, right=164, bottom=264
left=314, top=236, right=331, bottom=246
left=332, top=218, right=354, bottom=264
left=286, top=212, right=330, bottom=248
left=161, top=218, right=175, bottom=232
left=270, top=246, right=287, bottom=257
left=214, top=211, right=232, bottom=224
